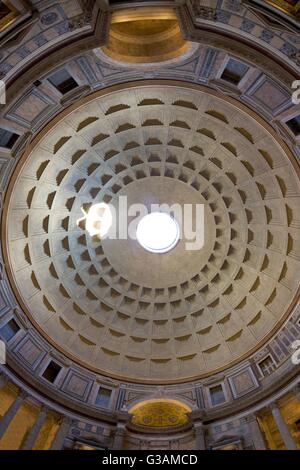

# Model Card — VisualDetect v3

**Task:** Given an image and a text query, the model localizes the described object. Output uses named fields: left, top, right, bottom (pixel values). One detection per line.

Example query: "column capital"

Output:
left=292, top=384, right=300, bottom=399
left=0, top=373, right=8, bottom=387
left=194, top=421, right=205, bottom=433
left=245, top=412, right=261, bottom=424
left=269, top=401, right=280, bottom=412
left=115, top=425, right=126, bottom=436
left=115, top=430, right=125, bottom=441
left=18, top=389, right=28, bottom=400
left=57, top=415, right=72, bottom=426
left=114, top=410, right=131, bottom=427
left=40, top=405, right=49, bottom=415
left=189, top=409, right=206, bottom=423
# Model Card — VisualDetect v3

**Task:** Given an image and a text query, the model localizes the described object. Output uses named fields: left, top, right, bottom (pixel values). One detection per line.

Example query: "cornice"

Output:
left=179, top=4, right=299, bottom=78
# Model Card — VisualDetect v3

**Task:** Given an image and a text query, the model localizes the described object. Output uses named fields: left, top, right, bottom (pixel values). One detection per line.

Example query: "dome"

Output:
left=4, top=83, right=300, bottom=384
left=0, top=0, right=299, bottom=453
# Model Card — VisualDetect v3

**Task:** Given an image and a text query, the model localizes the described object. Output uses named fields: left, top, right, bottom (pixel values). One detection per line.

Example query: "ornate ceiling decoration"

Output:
left=102, top=7, right=190, bottom=64
left=129, top=399, right=191, bottom=427
left=3, top=82, right=300, bottom=383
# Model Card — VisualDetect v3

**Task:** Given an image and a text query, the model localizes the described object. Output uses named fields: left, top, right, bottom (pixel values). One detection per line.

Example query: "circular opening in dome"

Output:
left=136, top=212, right=180, bottom=253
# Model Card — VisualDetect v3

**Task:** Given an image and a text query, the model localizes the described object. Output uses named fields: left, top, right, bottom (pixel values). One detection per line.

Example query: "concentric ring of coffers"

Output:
left=4, top=82, right=300, bottom=382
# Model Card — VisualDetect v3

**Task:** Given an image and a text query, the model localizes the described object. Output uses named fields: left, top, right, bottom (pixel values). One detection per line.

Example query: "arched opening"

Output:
left=102, top=7, right=190, bottom=63
left=129, top=399, right=191, bottom=428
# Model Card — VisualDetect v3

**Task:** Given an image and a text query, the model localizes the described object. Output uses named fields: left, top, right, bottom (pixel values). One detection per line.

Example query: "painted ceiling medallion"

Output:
left=130, top=399, right=191, bottom=427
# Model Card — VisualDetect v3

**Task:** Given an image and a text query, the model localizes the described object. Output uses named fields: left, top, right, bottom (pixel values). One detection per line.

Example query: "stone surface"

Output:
left=4, top=84, right=300, bottom=382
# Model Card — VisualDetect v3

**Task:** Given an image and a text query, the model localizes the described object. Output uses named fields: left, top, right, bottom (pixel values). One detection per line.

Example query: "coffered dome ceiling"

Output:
left=3, top=82, right=300, bottom=383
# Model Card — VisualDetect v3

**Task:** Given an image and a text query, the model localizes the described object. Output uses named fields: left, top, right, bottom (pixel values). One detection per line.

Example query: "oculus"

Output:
left=136, top=212, right=180, bottom=254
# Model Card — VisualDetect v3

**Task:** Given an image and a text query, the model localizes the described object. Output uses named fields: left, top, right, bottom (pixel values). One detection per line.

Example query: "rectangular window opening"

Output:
left=0, top=319, right=20, bottom=341
left=221, top=58, right=249, bottom=85
left=286, top=115, right=300, bottom=136
left=42, top=360, right=62, bottom=383
left=95, top=387, right=112, bottom=407
left=48, top=69, right=78, bottom=95
left=0, top=128, right=19, bottom=149
left=210, top=384, right=226, bottom=406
